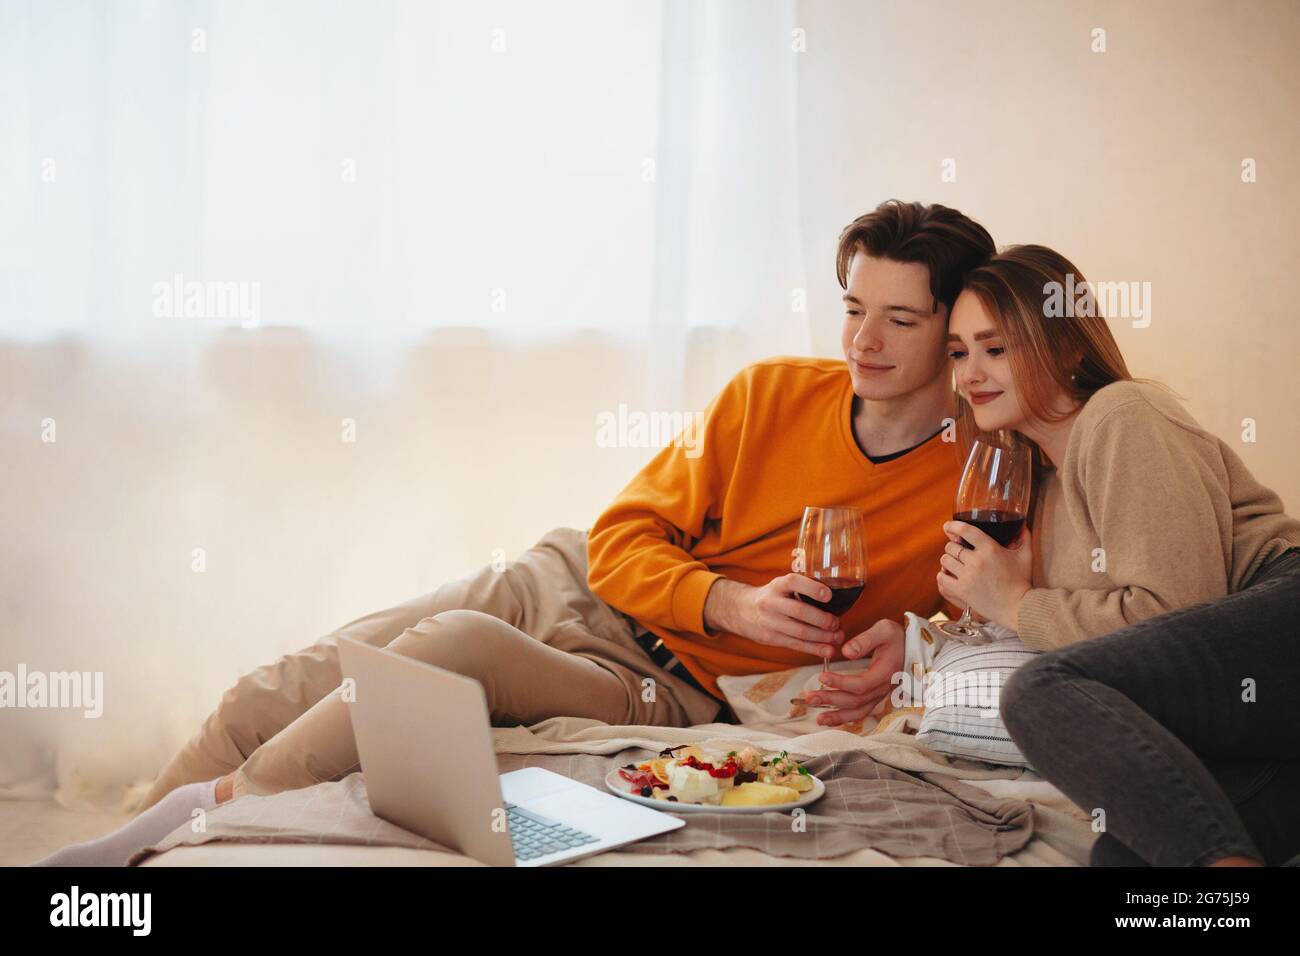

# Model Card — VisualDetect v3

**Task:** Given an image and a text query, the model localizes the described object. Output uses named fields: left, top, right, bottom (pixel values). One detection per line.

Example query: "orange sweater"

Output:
left=586, top=356, right=962, bottom=699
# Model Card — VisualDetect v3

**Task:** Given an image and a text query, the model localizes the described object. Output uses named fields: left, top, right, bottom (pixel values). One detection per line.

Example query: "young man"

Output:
left=35, top=200, right=992, bottom=867
left=588, top=200, right=992, bottom=727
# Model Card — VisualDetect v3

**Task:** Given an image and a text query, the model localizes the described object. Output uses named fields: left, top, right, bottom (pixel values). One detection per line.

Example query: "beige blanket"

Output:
left=131, top=718, right=1097, bottom=867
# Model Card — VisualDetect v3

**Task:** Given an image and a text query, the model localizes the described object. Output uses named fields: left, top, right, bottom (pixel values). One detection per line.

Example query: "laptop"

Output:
left=336, top=634, right=684, bottom=866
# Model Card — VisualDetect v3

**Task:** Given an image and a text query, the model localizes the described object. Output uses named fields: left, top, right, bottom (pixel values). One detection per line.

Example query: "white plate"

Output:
left=603, top=765, right=825, bottom=814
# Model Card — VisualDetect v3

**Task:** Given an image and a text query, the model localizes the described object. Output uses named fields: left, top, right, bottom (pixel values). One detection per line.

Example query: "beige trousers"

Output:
left=137, top=527, right=723, bottom=810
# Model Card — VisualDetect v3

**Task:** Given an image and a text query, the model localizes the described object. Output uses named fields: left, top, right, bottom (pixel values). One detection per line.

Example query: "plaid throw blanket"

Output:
left=130, top=747, right=1032, bottom=867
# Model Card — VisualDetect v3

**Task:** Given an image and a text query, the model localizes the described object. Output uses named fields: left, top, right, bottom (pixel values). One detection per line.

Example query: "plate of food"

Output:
left=604, top=744, right=824, bottom=813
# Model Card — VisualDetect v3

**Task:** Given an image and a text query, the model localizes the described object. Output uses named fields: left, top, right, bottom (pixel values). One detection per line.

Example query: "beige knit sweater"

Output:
left=1016, top=380, right=1300, bottom=651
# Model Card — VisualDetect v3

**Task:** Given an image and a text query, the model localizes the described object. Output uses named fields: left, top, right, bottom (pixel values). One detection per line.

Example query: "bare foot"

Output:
left=1206, top=854, right=1264, bottom=867
left=215, top=774, right=236, bottom=804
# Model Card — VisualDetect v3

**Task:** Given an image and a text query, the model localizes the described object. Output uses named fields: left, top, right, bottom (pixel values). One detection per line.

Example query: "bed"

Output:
left=120, top=715, right=1095, bottom=867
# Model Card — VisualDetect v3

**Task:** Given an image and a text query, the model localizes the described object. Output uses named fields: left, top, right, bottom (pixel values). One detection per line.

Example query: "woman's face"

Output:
left=947, top=289, right=1032, bottom=433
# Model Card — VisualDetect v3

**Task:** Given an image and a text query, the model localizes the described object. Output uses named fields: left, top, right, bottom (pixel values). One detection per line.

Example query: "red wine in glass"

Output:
left=952, top=509, right=1025, bottom=548
left=792, top=506, right=866, bottom=707
left=938, top=440, right=1032, bottom=641
left=797, top=577, right=867, bottom=616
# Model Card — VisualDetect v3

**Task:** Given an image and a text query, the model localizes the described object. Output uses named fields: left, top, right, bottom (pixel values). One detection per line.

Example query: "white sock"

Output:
left=30, top=778, right=220, bottom=867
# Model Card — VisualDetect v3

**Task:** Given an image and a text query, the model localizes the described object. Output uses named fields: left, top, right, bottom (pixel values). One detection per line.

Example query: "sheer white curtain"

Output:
left=0, top=0, right=810, bottom=799
left=1, top=0, right=809, bottom=368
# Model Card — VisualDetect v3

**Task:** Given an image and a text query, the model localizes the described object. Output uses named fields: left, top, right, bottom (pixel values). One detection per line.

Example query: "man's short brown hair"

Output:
left=835, top=200, right=995, bottom=313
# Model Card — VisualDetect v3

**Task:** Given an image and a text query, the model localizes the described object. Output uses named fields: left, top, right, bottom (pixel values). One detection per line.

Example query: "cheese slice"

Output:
left=666, top=762, right=734, bottom=804
left=720, top=782, right=800, bottom=807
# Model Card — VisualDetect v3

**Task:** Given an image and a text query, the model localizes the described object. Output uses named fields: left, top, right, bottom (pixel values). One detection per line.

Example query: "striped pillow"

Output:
left=915, top=636, right=1040, bottom=768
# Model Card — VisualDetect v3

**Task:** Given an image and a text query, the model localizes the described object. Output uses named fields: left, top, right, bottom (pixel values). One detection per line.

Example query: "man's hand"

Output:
left=802, top=619, right=904, bottom=726
left=703, top=574, right=844, bottom=658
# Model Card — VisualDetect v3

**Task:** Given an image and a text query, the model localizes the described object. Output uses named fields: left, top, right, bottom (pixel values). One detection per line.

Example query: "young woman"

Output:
left=938, top=244, right=1300, bottom=867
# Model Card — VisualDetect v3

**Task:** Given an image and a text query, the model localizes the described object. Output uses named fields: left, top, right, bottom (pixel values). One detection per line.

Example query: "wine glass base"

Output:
left=936, top=620, right=996, bottom=644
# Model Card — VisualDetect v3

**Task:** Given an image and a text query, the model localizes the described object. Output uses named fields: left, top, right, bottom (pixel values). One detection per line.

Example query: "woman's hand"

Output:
left=802, top=619, right=904, bottom=726
left=936, top=521, right=1033, bottom=630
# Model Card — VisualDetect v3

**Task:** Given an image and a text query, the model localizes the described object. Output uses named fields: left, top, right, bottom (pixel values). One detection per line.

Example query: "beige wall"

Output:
left=4, top=0, right=1297, bottom=801
left=0, top=326, right=775, bottom=801
left=797, top=0, right=1300, bottom=507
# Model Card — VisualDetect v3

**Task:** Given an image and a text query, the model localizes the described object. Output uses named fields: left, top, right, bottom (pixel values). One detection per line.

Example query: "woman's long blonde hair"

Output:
left=954, top=245, right=1134, bottom=489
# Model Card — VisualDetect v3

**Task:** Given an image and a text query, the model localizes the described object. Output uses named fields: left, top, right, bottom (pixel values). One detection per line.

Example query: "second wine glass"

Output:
left=794, top=506, right=867, bottom=674
left=937, top=438, right=1033, bottom=641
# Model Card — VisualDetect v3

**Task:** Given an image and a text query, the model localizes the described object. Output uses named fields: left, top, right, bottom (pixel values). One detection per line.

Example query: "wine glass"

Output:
left=794, top=506, right=866, bottom=681
left=937, top=438, right=1033, bottom=641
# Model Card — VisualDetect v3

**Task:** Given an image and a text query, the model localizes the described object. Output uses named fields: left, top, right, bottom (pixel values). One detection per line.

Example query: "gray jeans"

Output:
left=1000, top=548, right=1300, bottom=866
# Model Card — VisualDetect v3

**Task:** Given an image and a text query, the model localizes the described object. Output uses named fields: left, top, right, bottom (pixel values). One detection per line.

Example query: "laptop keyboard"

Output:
left=505, top=803, right=600, bottom=862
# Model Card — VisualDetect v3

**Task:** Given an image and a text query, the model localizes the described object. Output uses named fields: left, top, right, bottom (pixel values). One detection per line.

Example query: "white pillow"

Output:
left=902, top=612, right=1040, bottom=767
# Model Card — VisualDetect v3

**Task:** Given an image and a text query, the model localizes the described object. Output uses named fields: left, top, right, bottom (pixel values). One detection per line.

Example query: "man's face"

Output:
left=840, top=251, right=951, bottom=401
